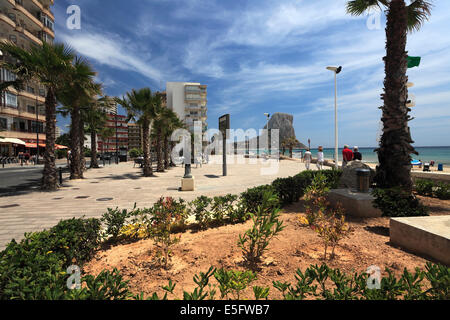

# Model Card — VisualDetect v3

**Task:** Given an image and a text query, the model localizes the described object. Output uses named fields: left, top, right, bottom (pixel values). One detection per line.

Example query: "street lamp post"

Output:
left=326, top=66, right=342, bottom=170
left=264, top=113, right=270, bottom=155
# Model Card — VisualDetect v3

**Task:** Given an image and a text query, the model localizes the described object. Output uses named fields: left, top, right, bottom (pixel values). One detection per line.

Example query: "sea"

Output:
left=257, top=146, right=450, bottom=166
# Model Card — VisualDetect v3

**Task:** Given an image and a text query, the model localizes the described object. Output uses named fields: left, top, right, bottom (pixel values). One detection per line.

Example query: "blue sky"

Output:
left=54, top=0, right=450, bottom=148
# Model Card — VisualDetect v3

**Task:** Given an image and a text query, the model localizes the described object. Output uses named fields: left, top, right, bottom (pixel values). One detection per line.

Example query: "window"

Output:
left=27, top=105, right=36, bottom=114
left=0, top=118, right=7, bottom=130
left=5, top=93, right=18, bottom=108
left=0, top=68, right=17, bottom=82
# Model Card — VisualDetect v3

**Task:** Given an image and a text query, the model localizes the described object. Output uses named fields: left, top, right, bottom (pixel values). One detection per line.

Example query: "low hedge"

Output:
left=415, top=179, right=450, bottom=200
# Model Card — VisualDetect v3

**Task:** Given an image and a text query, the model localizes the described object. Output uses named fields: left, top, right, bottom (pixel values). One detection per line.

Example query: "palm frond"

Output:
left=346, top=0, right=387, bottom=16
left=407, top=0, right=433, bottom=33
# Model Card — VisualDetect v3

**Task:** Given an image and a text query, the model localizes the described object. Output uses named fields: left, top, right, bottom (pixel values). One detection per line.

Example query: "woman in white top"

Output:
left=303, top=149, right=312, bottom=170
left=316, top=146, right=324, bottom=170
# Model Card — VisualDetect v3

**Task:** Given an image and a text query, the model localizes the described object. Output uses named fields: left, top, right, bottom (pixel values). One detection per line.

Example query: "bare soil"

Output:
left=84, top=196, right=450, bottom=300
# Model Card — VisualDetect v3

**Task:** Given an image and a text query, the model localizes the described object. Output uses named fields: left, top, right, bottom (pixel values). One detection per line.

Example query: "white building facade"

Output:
left=166, top=82, right=208, bottom=133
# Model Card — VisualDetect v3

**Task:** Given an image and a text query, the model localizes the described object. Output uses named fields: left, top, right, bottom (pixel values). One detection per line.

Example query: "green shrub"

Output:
left=211, top=194, right=238, bottom=225
left=240, top=184, right=279, bottom=215
left=214, top=268, right=257, bottom=300
left=434, top=182, right=450, bottom=200
left=101, top=207, right=133, bottom=241
left=190, top=196, right=213, bottom=229
left=272, top=176, right=302, bottom=206
left=238, top=191, right=285, bottom=269
left=372, top=187, right=429, bottom=217
left=415, top=179, right=434, bottom=197
left=0, top=217, right=102, bottom=300
left=149, top=197, right=183, bottom=269
left=129, top=148, right=143, bottom=158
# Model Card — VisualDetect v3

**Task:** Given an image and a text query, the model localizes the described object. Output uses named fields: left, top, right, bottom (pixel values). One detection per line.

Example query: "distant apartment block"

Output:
left=127, top=123, right=142, bottom=151
left=166, top=82, right=207, bottom=133
left=0, top=0, right=55, bottom=156
left=97, top=114, right=128, bottom=155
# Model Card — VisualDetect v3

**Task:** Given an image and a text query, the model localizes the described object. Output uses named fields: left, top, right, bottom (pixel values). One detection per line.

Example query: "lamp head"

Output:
left=264, top=113, right=270, bottom=118
left=326, top=66, right=342, bottom=74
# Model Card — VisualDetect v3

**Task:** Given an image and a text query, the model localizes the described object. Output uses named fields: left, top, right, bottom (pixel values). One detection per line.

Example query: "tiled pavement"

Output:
left=0, top=156, right=313, bottom=250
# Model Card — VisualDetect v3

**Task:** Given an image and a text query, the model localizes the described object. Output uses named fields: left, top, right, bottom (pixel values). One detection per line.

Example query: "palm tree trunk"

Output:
left=156, top=129, right=164, bottom=172
left=142, top=119, right=153, bottom=176
left=164, top=136, right=170, bottom=169
left=79, top=117, right=86, bottom=175
left=41, top=87, right=58, bottom=191
left=374, top=0, right=417, bottom=192
left=70, top=107, right=82, bottom=179
left=90, top=130, right=99, bottom=168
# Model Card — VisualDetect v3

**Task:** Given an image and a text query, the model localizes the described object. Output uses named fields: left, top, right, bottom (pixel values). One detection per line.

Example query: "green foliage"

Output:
left=184, top=266, right=216, bottom=300
left=211, top=194, right=238, bottom=225
left=238, top=191, right=285, bottom=269
left=271, top=169, right=343, bottom=207
left=415, top=179, right=450, bottom=200
left=190, top=196, right=213, bottom=230
left=129, top=148, right=143, bottom=158
left=434, top=182, right=450, bottom=200
left=214, top=268, right=257, bottom=300
left=101, top=206, right=134, bottom=241
left=415, top=179, right=434, bottom=197
left=149, top=197, right=183, bottom=269
left=240, top=184, right=279, bottom=215
left=372, top=187, right=429, bottom=217
left=0, top=217, right=102, bottom=300
left=253, top=286, right=270, bottom=300
left=272, top=262, right=450, bottom=300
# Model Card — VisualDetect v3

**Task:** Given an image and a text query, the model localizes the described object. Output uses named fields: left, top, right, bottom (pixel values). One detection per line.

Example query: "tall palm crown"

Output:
left=59, top=57, right=100, bottom=179
left=84, top=97, right=108, bottom=169
left=346, top=0, right=432, bottom=192
left=115, top=88, right=162, bottom=176
left=0, top=41, right=75, bottom=190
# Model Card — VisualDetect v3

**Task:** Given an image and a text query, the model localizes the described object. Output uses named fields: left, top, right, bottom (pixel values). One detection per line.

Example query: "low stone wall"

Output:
left=390, top=216, right=450, bottom=266
left=411, top=172, right=450, bottom=184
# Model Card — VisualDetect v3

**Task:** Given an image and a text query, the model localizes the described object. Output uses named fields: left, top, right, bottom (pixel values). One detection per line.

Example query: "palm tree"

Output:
left=58, top=57, right=100, bottom=180
left=164, top=112, right=184, bottom=169
left=152, top=107, right=183, bottom=171
left=115, top=88, right=161, bottom=177
left=346, top=0, right=433, bottom=192
left=98, top=126, right=115, bottom=160
left=84, top=98, right=108, bottom=169
left=283, top=137, right=299, bottom=158
left=0, top=41, right=75, bottom=191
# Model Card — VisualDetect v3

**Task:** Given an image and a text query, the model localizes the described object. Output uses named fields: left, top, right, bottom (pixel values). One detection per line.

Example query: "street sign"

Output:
left=219, top=114, right=230, bottom=176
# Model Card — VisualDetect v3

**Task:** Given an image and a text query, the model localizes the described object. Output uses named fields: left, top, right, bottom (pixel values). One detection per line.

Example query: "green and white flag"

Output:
left=407, top=56, right=421, bottom=68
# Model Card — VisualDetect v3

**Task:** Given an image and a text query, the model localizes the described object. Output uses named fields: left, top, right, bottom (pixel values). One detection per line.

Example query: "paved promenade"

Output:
left=0, top=156, right=313, bottom=250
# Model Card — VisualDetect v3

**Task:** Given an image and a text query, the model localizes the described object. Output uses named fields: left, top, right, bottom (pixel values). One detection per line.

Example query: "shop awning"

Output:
left=25, top=143, right=46, bottom=149
left=0, top=138, right=26, bottom=145
left=25, top=143, right=69, bottom=150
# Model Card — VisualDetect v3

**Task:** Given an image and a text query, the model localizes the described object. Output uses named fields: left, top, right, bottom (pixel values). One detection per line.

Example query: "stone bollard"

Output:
left=181, top=163, right=195, bottom=191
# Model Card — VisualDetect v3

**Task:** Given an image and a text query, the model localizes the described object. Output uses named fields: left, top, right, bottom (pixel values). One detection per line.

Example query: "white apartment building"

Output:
left=166, top=82, right=207, bottom=133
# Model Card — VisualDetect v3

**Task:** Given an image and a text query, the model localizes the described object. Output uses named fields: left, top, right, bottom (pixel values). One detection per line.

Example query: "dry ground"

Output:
left=84, top=195, right=450, bottom=300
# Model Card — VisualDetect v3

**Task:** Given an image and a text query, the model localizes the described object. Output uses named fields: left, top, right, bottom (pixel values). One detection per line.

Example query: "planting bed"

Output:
left=84, top=198, right=450, bottom=300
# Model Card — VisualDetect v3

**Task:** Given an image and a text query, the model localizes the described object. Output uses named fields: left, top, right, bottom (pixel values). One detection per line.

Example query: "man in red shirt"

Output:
left=342, top=145, right=354, bottom=167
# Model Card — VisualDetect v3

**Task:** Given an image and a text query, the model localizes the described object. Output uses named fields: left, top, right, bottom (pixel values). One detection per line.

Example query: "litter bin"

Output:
left=438, top=164, right=444, bottom=172
left=356, top=169, right=371, bottom=193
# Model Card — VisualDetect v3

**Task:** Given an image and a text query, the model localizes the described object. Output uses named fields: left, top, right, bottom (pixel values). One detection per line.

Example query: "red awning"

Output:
left=25, top=143, right=69, bottom=149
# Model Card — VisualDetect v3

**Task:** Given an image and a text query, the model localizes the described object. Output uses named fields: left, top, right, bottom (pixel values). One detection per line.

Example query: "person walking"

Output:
left=353, top=146, right=362, bottom=161
left=303, top=148, right=312, bottom=170
left=342, top=145, right=354, bottom=167
left=316, top=146, right=324, bottom=170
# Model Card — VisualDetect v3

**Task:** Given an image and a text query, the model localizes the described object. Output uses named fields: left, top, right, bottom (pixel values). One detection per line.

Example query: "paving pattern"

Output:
left=0, top=156, right=314, bottom=250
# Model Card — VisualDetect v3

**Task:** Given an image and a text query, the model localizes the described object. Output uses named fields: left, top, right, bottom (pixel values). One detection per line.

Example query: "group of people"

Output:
left=302, top=145, right=363, bottom=170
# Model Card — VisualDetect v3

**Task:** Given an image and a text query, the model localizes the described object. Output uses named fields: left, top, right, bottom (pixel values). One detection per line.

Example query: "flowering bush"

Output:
left=149, top=197, right=183, bottom=269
